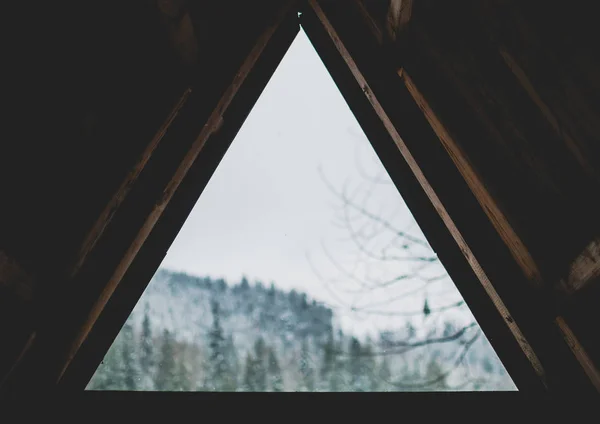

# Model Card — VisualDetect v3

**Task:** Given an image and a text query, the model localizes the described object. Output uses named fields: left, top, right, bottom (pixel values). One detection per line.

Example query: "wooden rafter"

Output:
left=2, top=0, right=600, bottom=397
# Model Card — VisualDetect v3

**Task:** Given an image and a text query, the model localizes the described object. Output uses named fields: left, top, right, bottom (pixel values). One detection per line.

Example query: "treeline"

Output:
left=88, top=270, right=514, bottom=391
left=88, top=300, right=493, bottom=392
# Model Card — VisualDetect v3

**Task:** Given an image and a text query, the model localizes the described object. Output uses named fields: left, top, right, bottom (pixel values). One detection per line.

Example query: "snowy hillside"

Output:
left=88, top=269, right=516, bottom=391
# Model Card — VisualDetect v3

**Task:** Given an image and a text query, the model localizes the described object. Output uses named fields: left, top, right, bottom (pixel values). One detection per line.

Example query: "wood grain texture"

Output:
left=386, top=0, right=412, bottom=40
left=56, top=0, right=298, bottom=383
left=347, top=0, right=600, bottom=391
left=400, top=69, right=542, bottom=286
left=555, top=316, right=600, bottom=393
left=561, top=238, right=600, bottom=294
left=69, top=88, right=192, bottom=279
left=309, top=0, right=547, bottom=385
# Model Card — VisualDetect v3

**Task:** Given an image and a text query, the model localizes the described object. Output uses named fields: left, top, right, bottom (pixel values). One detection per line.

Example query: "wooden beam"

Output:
left=0, top=0, right=300, bottom=394
left=306, top=0, right=599, bottom=392
left=386, top=0, right=412, bottom=41
left=54, top=0, right=299, bottom=385
left=555, top=316, right=600, bottom=392
left=156, top=0, right=199, bottom=66
left=305, top=0, right=547, bottom=390
left=69, top=88, right=192, bottom=279
left=403, top=59, right=600, bottom=388
left=561, top=238, right=600, bottom=294
left=399, top=70, right=542, bottom=286
left=59, top=7, right=300, bottom=390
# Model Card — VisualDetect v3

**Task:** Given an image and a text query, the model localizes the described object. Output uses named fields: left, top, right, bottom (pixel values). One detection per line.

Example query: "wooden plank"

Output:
left=386, top=0, right=412, bottom=41
left=498, top=49, right=598, bottom=187
left=69, top=88, right=192, bottom=279
left=0, top=332, right=36, bottom=394
left=307, top=0, right=600, bottom=392
left=54, top=0, right=299, bottom=384
left=303, top=5, right=546, bottom=392
left=561, top=238, right=600, bottom=294
left=354, top=0, right=383, bottom=44
left=1, top=0, right=193, bottom=284
left=58, top=8, right=300, bottom=390
left=307, top=0, right=547, bottom=388
left=399, top=70, right=542, bottom=285
left=301, top=1, right=549, bottom=392
left=468, top=0, right=600, bottom=188
left=555, top=316, right=600, bottom=392
left=393, top=1, right=600, bottom=391
left=403, top=0, right=600, bottom=288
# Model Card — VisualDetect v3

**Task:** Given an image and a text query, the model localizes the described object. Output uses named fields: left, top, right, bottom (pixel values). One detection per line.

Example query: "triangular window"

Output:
left=87, top=28, right=516, bottom=392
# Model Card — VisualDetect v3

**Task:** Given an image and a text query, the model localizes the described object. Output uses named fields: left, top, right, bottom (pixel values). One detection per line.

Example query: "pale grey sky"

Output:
left=159, top=29, right=473, bottom=335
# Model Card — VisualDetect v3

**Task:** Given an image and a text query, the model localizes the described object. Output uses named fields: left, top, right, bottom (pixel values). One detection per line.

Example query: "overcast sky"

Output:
left=159, top=29, right=473, bottom=335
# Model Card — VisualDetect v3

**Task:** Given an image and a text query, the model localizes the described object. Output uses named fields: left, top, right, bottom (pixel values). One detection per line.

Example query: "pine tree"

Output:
left=175, top=344, right=192, bottom=391
left=267, top=348, right=284, bottom=392
left=243, top=338, right=268, bottom=391
left=243, top=353, right=254, bottom=391
left=87, top=341, right=123, bottom=390
left=423, top=298, right=431, bottom=317
left=240, top=276, right=250, bottom=290
left=320, top=328, right=335, bottom=390
left=140, top=303, right=155, bottom=383
left=154, top=329, right=179, bottom=390
left=206, top=300, right=239, bottom=391
left=376, top=357, right=392, bottom=392
left=359, top=340, right=377, bottom=391
left=298, top=338, right=315, bottom=391
left=223, top=334, right=239, bottom=390
left=327, top=331, right=345, bottom=392
left=348, top=337, right=364, bottom=391
left=252, top=337, right=268, bottom=391
left=268, top=283, right=276, bottom=302
left=121, top=320, right=138, bottom=390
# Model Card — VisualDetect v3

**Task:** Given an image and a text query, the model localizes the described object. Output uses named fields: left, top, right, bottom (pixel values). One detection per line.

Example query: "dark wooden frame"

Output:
left=57, top=2, right=302, bottom=391
left=300, top=0, right=596, bottom=392
left=7, top=0, right=597, bottom=395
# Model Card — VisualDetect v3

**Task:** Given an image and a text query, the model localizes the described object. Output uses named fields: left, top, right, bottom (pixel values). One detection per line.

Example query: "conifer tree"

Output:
left=267, top=347, right=284, bottom=392
left=360, top=339, right=377, bottom=391
left=253, top=337, right=268, bottom=391
left=87, top=340, right=123, bottom=390
left=327, top=330, right=346, bottom=392
left=223, top=334, right=239, bottom=391
left=242, top=353, right=256, bottom=391
left=208, top=300, right=237, bottom=391
left=121, top=320, right=138, bottom=390
left=242, top=338, right=268, bottom=391
left=175, top=344, right=192, bottom=391
left=348, top=337, right=364, bottom=391
left=376, top=357, right=392, bottom=392
left=320, top=328, right=335, bottom=390
left=140, top=304, right=154, bottom=380
left=154, top=329, right=179, bottom=390
left=298, top=338, right=315, bottom=391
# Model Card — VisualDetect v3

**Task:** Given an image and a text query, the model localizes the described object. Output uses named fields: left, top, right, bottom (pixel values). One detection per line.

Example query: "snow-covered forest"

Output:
left=87, top=269, right=515, bottom=391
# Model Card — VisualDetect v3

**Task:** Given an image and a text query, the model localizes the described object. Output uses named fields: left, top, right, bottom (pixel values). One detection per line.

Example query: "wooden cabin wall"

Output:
left=1, top=0, right=189, bottom=389
left=1, top=0, right=599, bottom=394
left=349, top=0, right=600, bottom=390
left=0, top=0, right=292, bottom=392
